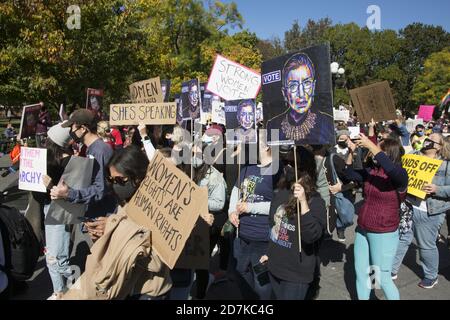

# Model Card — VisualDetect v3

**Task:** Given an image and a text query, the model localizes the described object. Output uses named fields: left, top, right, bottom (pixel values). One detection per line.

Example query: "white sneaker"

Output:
left=47, top=292, right=63, bottom=300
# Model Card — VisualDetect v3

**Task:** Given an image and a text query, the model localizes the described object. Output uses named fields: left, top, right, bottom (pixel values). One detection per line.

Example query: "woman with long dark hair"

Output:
left=346, top=133, right=408, bottom=300
left=261, top=146, right=327, bottom=300
left=42, top=123, right=73, bottom=300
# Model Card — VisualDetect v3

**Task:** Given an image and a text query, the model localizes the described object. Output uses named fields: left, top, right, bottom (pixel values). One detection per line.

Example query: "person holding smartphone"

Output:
left=261, top=147, right=327, bottom=300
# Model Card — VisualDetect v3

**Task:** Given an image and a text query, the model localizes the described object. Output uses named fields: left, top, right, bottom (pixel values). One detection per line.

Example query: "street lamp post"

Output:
left=331, top=62, right=345, bottom=108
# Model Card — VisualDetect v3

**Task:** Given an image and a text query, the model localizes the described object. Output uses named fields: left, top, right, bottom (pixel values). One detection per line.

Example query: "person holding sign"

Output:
left=85, top=146, right=172, bottom=299
left=345, top=134, right=408, bottom=300
left=392, top=133, right=449, bottom=289
left=261, top=148, right=327, bottom=300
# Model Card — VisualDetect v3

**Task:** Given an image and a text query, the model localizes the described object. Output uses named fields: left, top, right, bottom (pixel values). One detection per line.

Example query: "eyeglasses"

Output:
left=287, top=79, right=314, bottom=94
left=106, top=176, right=129, bottom=185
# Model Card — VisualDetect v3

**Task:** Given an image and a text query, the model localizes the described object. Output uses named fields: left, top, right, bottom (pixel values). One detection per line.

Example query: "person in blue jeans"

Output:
left=228, top=133, right=280, bottom=300
left=40, top=123, right=74, bottom=299
left=346, top=134, right=408, bottom=300
left=392, top=133, right=449, bottom=289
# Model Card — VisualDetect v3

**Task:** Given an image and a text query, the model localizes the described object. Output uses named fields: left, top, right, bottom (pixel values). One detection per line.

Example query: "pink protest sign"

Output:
left=417, top=105, right=435, bottom=122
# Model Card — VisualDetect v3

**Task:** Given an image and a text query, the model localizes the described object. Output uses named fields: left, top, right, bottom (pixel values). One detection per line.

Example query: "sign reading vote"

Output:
left=402, top=154, right=443, bottom=199
left=19, top=147, right=47, bottom=193
left=125, top=151, right=208, bottom=269
left=129, top=77, right=163, bottom=104
left=206, top=54, right=261, bottom=101
left=110, top=103, right=177, bottom=125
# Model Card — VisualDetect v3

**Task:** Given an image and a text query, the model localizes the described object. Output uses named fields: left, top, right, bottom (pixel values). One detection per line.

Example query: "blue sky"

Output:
left=223, top=0, right=450, bottom=39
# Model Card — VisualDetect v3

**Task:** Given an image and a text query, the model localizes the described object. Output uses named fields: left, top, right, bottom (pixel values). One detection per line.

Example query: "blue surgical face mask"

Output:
left=202, top=135, right=213, bottom=145
left=417, top=131, right=424, bottom=137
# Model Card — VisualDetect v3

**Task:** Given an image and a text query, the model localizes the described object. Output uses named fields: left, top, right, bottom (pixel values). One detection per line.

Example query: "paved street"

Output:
left=1, top=154, right=449, bottom=300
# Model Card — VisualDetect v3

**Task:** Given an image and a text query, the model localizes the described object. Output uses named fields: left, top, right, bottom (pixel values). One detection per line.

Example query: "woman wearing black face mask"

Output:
left=88, top=145, right=172, bottom=300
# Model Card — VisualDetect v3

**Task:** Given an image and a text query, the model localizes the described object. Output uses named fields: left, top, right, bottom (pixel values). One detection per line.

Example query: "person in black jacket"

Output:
left=261, top=147, right=327, bottom=300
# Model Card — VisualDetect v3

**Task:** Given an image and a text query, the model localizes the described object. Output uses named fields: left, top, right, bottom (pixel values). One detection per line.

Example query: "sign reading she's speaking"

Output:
left=402, top=154, right=443, bottom=199
left=110, top=103, right=177, bottom=125
left=129, top=77, right=163, bottom=104
left=19, top=147, right=47, bottom=193
left=206, top=55, right=261, bottom=101
left=125, top=151, right=208, bottom=269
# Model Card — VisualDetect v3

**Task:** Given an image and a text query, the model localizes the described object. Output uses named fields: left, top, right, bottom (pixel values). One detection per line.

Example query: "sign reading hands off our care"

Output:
left=402, top=154, right=443, bottom=199
left=125, top=151, right=208, bottom=269
left=206, top=55, right=261, bottom=101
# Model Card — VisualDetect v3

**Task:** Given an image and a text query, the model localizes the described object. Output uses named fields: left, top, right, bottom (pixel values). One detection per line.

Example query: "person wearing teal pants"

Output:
left=354, top=228, right=400, bottom=300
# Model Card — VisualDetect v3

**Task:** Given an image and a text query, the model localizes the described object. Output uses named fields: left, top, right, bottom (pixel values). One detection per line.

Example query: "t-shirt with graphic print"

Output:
left=236, top=164, right=280, bottom=242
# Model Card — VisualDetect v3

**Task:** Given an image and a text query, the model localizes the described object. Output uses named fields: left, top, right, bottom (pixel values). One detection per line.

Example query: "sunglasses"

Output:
left=106, top=176, right=129, bottom=185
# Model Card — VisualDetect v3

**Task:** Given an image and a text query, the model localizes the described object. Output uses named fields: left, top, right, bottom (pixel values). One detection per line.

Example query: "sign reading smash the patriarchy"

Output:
left=125, top=151, right=208, bottom=269
left=110, top=103, right=176, bottom=125
left=206, top=55, right=261, bottom=101
left=19, top=147, right=47, bottom=193
left=402, top=154, right=443, bottom=199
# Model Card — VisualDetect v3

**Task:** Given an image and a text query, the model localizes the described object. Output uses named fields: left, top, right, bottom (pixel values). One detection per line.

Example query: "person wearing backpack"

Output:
left=345, top=134, right=408, bottom=300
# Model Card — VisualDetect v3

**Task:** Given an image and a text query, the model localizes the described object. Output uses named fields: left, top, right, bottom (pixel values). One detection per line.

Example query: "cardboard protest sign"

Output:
left=225, top=99, right=257, bottom=144
left=109, top=103, right=176, bottom=126
left=211, top=101, right=226, bottom=125
left=181, top=79, right=202, bottom=120
left=349, top=81, right=396, bottom=123
left=175, top=191, right=210, bottom=270
left=45, top=156, right=94, bottom=225
left=402, top=154, right=443, bottom=199
left=417, top=105, right=435, bottom=122
left=333, top=109, right=350, bottom=122
left=18, top=147, right=46, bottom=193
left=206, top=54, right=261, bottom=101
left=262, top=44, right=335, bottom=146
left=160, top=79, right=171, bottom=103
left=19, top=104, right=41, bottom=139
left=86, top=88, right=104, bottom=119
left=129, top=77, right=163, bottom=104
left=125, top=151, right=209, bottom=269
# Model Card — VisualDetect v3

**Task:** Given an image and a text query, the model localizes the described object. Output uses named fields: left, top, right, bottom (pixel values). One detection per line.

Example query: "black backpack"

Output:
left=0, top=205, right=41, bottom=281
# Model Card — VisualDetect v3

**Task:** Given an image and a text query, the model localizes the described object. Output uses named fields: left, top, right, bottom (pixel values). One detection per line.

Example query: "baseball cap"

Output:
left=61, top=109, right=95, bottom=128
left=205, top=124, right=224, bottom=137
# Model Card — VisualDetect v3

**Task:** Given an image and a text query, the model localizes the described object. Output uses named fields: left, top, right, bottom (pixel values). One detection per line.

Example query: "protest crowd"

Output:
left=0, top=46, right=449, bottom=302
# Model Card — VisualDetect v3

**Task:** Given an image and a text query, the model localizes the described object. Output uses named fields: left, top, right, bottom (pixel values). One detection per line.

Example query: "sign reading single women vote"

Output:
left=129, top=77, right=164, bottom=104
left=109, top=103, right=177, bottom=125
left=402, top=154, right=443, bottom=199
left=206, top=55, right=261, bottom=101
left=125, top=151, right=209, bottom=269
left=19, top=147, right=47, bottom=193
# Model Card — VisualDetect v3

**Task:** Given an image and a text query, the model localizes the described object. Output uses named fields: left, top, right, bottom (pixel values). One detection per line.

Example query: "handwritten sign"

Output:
left=206, top=55, right=261, bottom=101
left=349, top=81, right=397, bottom=123
left=125, top=151, right=208, bottom=269
left=417, top=105, right=435, bottom=122
left=18, top=147, right=47, bottom=193
left=402, top=154, right=443, bottom=199
left=129, top=77, right=163, bottom=104
left=211, top=100, right=226, bottom=125
left=110, top=103, right=177, bottom=125
left=348, top=126, right=360, bottom=139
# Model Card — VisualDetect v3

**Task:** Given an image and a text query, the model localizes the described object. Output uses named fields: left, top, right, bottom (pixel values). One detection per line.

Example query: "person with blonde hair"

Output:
left=97, top=121, right=114, bottom=150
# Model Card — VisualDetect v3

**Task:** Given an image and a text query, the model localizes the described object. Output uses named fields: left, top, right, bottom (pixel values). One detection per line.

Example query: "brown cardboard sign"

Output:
left=129, top=77, right=164, bottom=104
left=349, top=81, right=397, bottom=123
left=125, top=151, right=208, bottom=269
left=109, top=103, right=177, bottom=125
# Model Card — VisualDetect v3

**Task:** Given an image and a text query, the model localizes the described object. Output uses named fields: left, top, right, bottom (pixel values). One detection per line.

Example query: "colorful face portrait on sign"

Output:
left=19, top=104, right=42, bottom=139
left=86, top=88, right=104, bottom=120
left=262, top=44, right=334, bottom=146
left=225, top=99, right=257, bottom=144
left=181, top=79, right=201, bottom=120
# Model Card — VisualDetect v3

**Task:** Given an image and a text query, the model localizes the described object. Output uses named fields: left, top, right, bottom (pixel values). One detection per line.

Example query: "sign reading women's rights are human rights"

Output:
left=206, top=55, right=261, bottom=101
